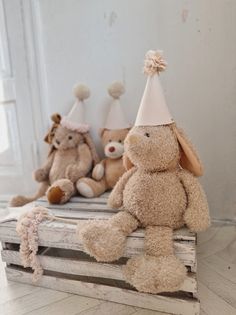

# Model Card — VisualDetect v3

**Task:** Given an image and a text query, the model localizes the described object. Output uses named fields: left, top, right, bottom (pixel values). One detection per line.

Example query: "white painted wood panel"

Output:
left=1, top=225, right=236, bottom=315
left=1, top=249, right=197, bottom=294
left=5, top=267, right=200, bottom=315
left=0, top=221, right=196, bottom=268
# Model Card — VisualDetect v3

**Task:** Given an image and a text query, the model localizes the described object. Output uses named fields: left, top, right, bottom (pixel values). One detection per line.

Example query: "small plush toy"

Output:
left=10, top=84, right=99, bottom=206
left=78, top=51, right=210, bottom=294
left=77, top=82, right=130, bottom=197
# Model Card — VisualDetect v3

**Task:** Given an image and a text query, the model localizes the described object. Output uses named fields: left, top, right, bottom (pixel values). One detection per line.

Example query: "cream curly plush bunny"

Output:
left=78, top=51, right=210, bottom=294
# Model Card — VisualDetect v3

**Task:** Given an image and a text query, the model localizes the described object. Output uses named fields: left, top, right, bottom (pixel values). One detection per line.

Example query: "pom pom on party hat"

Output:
left=104, top=81, right=130, bottom=129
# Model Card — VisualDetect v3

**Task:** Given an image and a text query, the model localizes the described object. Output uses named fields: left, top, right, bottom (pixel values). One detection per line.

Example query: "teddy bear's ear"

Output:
left=123, top=153, right=134, bottom=171
left=173, top=125, right=204, bottom=177
left=51, top=113, right=61, bottom=124
left=99, top=128, right=106, bottom=138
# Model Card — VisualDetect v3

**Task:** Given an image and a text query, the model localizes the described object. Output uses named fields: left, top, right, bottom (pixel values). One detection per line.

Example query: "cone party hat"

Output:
left=135, top=50, right=174, bottom=126
left=104, top=81, right=130, bottom=130
left=61, top=84, right=90, bottom=133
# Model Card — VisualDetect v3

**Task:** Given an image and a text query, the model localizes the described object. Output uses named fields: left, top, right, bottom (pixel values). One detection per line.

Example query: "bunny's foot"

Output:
left=123, top=254, right=187, bottom=293
left=78, top=220, right=126, bottom=262
left=78, top=211, right=139, bottom=262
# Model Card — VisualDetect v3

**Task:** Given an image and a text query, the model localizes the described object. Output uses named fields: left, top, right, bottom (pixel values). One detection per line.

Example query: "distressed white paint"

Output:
left=1, top=250, right=197, bottom=293
left=0, top=221, right=196, bottom=268
left=5, top=268, right=200, bottom=315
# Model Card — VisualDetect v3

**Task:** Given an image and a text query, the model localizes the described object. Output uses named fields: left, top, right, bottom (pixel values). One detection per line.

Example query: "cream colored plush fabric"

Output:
left=78, top=125, right=210, bottom=294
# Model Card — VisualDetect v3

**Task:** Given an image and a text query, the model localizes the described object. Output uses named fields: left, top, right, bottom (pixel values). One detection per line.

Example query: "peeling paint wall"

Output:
left=36, top=0, right=236, bottom=220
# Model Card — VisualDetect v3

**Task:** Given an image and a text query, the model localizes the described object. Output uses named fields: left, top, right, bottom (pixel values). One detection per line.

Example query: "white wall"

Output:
left=32, top=0, right=236, bottom=220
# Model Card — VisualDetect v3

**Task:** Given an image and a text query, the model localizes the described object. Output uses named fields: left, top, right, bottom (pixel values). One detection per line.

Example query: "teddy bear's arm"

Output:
left=34, top=151, right=55, bottom=182
left=108, top=167, right=137, bottom=209
left=92, top=159, right=106, bottom=181
left=178, top=170, right=210, bottom=232
left=66, top=143, right=93, bottom=183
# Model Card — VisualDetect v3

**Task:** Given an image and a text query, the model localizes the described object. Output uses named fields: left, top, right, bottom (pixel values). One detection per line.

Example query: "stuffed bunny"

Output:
left=78, top=51, right=210, bottom=294
left=10, top=84, right=99, bottom=206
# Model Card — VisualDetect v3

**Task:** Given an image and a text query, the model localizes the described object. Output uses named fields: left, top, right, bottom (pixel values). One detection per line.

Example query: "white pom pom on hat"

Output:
left=73, top=84, right=90, bottom=101
left=104, top=81, right=130, bottom=130
left=61, top=83, right=90, bottom=133
left=135, top=50, right=174, bottom=127
left=107, top=81, right=125, bottom=99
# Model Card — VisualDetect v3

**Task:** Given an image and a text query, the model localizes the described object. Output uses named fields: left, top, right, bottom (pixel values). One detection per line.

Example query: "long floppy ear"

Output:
left=44, top=125, right=58, bottom=144
left=44, top=113, right=61, bottom=143
left=173, top=125, right=204, bottom=177
left=123, top=153, right=134, bottom=171
left=83, top=133, right=100, bottom=165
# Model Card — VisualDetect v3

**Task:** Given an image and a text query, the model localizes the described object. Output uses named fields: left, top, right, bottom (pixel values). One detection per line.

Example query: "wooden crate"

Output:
left=0, top=193, right=200, bottom=315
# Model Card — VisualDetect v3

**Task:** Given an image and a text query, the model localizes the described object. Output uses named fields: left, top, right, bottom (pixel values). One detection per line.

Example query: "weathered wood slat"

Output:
left=1, top=249, right=197, bottom=293
left=0, top=222, right=196, bottom=267
left=5, top=267, right=200, bottom=315
left=0, top=219, right=195, bottom=241
left=35, top=202, right=114, bottom=212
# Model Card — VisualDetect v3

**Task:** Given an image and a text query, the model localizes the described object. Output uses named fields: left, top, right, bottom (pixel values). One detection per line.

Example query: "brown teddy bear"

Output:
left=77, top=82, right=130, bottom=197
left=10, top=84, right=99, bottom=206
left=78, top=51, right=210, bottom=294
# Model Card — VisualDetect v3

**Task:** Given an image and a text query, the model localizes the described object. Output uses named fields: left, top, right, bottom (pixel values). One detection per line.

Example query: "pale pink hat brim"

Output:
left=61, top=117, right=90, bottom=133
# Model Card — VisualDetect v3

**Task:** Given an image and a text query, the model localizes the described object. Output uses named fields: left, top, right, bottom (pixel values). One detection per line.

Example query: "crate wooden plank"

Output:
left=7, top=205, right=195, bottom=242
left=35, top=202, right=114, bottom=212
left=1, top=249, right=197, bottom=294
left=0, top=220, right=195, bottom=242
left=5, top=267, right=200, bottom=315
left=0, top=222, right=196, bottom=268
left=34, top=200, right=196, bottom=241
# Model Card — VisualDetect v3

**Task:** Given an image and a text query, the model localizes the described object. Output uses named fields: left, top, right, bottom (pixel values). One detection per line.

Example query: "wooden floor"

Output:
left=0, top=225, right=235, bottom=315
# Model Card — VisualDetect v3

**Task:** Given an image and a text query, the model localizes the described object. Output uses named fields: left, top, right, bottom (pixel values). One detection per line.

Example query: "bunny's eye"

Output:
left=109, top=139, right=112, bottom=142
left=145, top=133, right=150, bottom=137
left=118, top=140, right=122, bottom=143
left=68, top=135, right=73, bottom=140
